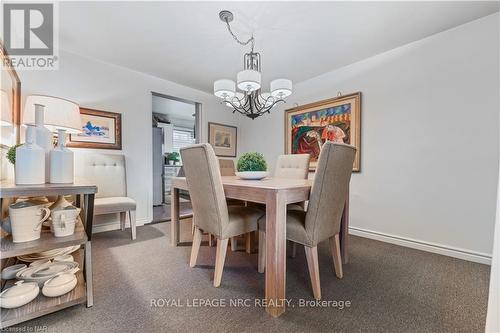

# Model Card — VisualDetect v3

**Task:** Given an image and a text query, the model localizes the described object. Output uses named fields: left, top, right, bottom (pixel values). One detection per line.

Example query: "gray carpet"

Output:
left=12, top=220, right=490, bottom=332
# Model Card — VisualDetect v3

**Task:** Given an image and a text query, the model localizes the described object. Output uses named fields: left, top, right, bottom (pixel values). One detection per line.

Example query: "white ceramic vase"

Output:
left=50, top=129, right=74, bottom=184
left=34, top=104, right=53, bottom=183
left=15, top=125, right=45, bottom=185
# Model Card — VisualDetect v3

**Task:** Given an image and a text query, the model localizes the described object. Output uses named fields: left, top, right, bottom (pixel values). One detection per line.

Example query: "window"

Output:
left=172, top=127, right=195, bottom=153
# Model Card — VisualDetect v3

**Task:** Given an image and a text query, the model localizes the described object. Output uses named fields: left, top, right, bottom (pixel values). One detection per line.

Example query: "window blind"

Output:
left=172, top=128, right=195, bottom=153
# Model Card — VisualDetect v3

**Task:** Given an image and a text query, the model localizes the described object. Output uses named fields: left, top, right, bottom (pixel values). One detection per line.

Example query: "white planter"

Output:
left=235, top=171, right=269, bottom=180
left=15, top=125, right=45, bottom=185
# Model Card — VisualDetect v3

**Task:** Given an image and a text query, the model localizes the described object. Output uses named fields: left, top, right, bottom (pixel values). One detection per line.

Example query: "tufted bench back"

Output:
left=74, top=152, right=127, bottom=198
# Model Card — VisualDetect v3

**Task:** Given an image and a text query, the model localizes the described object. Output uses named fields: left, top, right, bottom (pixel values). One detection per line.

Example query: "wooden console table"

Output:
left=0, top=181, right=96, bottom=328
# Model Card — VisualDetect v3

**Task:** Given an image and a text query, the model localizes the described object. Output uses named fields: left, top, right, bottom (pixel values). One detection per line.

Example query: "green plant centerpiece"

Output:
left=236, top=152, right=269, bottom=180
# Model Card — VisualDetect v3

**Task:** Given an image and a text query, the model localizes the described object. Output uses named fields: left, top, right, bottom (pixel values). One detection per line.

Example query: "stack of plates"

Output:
left=17, top=245, right=80, bottom=263
left=16, top=261, right=79, bottom=287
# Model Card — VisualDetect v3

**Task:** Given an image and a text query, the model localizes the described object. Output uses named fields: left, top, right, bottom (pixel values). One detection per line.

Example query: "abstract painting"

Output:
left=284, top=92, right=361, bottom=171
left=68, top=108, right=122, bottom=150
left=208, top=122, right=237, bottom=157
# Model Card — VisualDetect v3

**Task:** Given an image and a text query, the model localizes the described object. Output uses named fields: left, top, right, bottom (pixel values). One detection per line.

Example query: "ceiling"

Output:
left=59, top=2, right=499, bottom=93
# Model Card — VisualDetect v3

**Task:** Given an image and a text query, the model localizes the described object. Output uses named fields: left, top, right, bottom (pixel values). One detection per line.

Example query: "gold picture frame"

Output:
left=284, top=92, right=361, bottom=172
left=1, top=41, right=21, bottom=146
left=208, top=122, right=237, bottom=157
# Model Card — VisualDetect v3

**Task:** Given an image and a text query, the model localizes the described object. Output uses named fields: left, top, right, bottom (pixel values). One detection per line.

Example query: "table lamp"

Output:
left=1, top=89, right=12, bottom=126
left=23, top=95, right=81, bottom=184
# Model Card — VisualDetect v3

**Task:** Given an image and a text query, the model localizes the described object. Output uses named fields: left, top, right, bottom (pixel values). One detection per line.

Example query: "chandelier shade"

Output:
left=214, top=79, right=236, bottom=99
left=237, top=70, right=261, bottom=92
left=270, top=79, right=293, bottom=99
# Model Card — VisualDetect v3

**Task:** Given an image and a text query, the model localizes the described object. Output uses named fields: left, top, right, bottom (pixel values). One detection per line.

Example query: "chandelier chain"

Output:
left=224, top=19, right=255, bottom=52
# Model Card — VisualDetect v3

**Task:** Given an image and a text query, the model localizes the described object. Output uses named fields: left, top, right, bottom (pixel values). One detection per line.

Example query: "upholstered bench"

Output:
left=75, top=153, right=137, bottom=240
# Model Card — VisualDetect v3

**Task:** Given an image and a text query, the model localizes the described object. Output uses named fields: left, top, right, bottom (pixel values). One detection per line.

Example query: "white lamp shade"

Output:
left=225, top=92, right=244, bottom=108
left=0, top=89, right=12, bottom=126
left=270, top=79, right=293, bottom=98
left=23, top=95, right=82, bottom=134
left=214, top=79, right=236, bottom=99
left=237, top=70, right=261, bottom=92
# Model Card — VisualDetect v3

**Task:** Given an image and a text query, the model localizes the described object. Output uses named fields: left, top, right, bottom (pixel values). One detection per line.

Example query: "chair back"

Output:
left=74, top=153, right=127, bottom=198
left=305, top=142, right=356, bottom=245
left=218, top=159, right=236, bottom=176
left=180, top=144, right=229, bottom=236
left=274, top=154, right=310, bottom=179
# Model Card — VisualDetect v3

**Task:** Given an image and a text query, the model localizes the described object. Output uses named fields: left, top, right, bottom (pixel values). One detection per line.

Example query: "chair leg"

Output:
left=214, top=238, right=229, bottom=287
left=190, top=227, right=203, bottom=267
left=304, top=246, right=321, bottom=300
left=119, top=212, right=126, bottom=231
left=245, top=233, right=252, bottom=254
left=291, top=241, right=297, bottom=258
left=329, top=234, right=343, bottom=279
left=208, top=233, right=213, bottom=247
left=258, top=230, right=265, bottom=273
left=230, top=237, right=237, bottom=251
left=129, top=210, right=136, bottom=240
left=191, top=217, right=195, bottom=236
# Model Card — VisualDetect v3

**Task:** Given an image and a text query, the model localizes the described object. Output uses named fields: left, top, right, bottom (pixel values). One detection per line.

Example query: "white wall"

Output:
left=240, top=13, right=500, bottom=262
left=18, top=49, right=242, bottom=228
left=486, top=168, right=500, bottom=331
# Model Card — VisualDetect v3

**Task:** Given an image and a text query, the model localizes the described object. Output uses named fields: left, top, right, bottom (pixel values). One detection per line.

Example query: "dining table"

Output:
left=170, top=176, right=350, bottom=318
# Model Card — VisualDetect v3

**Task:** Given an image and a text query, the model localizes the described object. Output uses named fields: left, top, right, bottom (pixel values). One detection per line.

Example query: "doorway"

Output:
left=151, top=92, right=200, bottom=222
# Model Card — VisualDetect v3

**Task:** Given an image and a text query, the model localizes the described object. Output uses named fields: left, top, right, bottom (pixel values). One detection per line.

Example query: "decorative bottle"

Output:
left=50, top=129, right=74, bottom=184
left=34, top=104, right=53, bottom=182
left=15, top=124, right=45, bottom=185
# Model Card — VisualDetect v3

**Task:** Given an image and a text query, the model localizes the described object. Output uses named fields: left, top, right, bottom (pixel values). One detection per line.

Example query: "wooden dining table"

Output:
left=170, top=176, right=350, bottom=318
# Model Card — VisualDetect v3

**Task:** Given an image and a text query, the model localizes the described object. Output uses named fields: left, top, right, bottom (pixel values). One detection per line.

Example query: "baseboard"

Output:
left=349, top=226, right=492, bottom=265
left=93, top=218, right=149, bottom=234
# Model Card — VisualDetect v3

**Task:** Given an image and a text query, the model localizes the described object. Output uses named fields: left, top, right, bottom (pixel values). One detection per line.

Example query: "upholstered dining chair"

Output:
left=257, top=142, right=356, bottom=300
left=74, top=153, right=137, bottom=240
left=217, top=158, right=253, bottom=253
left=181, top=144, right=263, bottom=287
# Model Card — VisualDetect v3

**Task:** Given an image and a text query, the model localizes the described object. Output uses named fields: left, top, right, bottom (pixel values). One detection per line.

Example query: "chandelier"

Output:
left=213, top=10, right=293, bottom=119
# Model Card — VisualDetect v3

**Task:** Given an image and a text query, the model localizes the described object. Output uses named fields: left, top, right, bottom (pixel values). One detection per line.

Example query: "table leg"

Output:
left=265, top=190, right=287, bottom=317
left=340, top=191, right=350, bottom=264
left=171, top=187, right=180, bottom=246
left=82, top=193, right=95, bottom=307
left=84, top=241, right=93, bottom=307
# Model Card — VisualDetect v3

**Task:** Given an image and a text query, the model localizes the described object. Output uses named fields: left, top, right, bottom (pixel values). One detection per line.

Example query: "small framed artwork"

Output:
left=67, top=108, right=122, bottom=150
left=208, top=122, right=237, bottom=157
left=284, top=92, right=361, bottom=172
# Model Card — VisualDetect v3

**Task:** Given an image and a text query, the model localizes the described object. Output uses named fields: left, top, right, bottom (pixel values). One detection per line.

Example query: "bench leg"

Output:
left=120, top=212, right=126, bottom=231
left=129, top=210, right=137, bottom=240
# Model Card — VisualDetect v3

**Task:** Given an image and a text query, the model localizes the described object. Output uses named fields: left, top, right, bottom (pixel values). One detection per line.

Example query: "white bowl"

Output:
left=1, top=264, right=27, bottom=280
left=42, top=268, right=79, bottom=297
left=0, top=281, right=39, bottom=309
left=235, top=171, right=269, bottom=180
left=53, top=254, right=74, bottom=263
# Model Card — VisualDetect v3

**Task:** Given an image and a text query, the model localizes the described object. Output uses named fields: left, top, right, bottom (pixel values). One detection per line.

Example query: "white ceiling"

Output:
left=59, top=2, right=499, bottom=93
left=152, top=95, right=195, bottom=121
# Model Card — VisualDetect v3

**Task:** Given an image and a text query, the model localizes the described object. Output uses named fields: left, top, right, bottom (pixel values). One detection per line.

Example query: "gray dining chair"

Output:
left=181, top=144, right=264, bottom=287
left=257, top=142, right=356, bottom=300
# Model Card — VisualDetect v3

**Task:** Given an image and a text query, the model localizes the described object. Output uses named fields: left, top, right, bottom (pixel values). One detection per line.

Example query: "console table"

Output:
left=0, top=181, right=96, bottom=328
